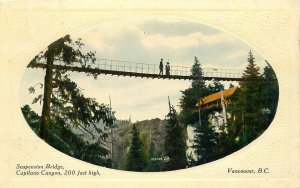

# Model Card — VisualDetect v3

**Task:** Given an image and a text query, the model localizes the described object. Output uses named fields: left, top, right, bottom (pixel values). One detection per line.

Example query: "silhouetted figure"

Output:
left=159, top=59, right=164, bottom=75
left=166, top=62, right=170, bottom=76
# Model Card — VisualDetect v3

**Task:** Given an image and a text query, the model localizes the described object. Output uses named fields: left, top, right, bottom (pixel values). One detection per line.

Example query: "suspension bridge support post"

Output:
left=220, top=89, right=228, bottom=132
left=40, top=55, right=54, bottom=142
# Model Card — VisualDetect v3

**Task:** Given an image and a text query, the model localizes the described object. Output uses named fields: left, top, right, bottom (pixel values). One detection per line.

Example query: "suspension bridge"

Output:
left=28, top=58, right=244, bottom=81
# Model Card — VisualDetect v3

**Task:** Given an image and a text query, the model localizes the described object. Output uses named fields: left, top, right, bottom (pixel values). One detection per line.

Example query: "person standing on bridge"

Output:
left=159, top=58, right=164, bottom=75
left=166, top=62, right=170, bottom=76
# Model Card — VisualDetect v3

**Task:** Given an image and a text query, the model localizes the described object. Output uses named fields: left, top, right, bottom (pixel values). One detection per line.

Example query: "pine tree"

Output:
left=145, top=142, right=165, bottom=172
left=263, top=61, right=279, bottom=113
left=180, top=57, right=225, bottom=166
left=240, top=50, right=262, bottom=83
left=208, top=80, right=224, bottom=93
left=191, top=56, right=206, bottom=89
left=180, top=56, right=209, bottom=125
left=260, top=61, right=279, bottom=130
left=164, top=102, right=187, bottom=171
left=26, top=35, right=116, bottom=166
left=236, top=50, right=264, bottom=146
left=21, top=105, right=111, bottom=167
left=192, top=80, right=238, bottom=164
left=126, top=125, right=147, bottom=171
left=193, top=121, right=217, bottom=164
left=21, top=105, right=41, bottom=133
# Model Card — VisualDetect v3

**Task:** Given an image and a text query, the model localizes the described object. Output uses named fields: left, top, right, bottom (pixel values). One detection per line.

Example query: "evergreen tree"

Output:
left=145, top=142, right=165, bottom=172
left=164, top=102, right=187, bottom=171
left=21, top=105, right=40, bottom=133
left=148, top=142, right=156, bottom=158
left=21, top=105, right=111, bottom=167
left=126, top=125, right=147, bottom=171
left=240, top=50, right=262, bottom=83
left=26, top=35, right=116, bottom=166
left=180, top=57, right=224, bottom=166
left=180, top=56, right=209, bottom=125
left=191, top=80, right=224, bottom=164
left=214, top=124, right=238, bottom=159
left=191, top=56, right=206, bottom=88
left=208, top=80, right=224, bottom=93
left=262, top=61, right=279, bottom=120
left=179, top=51, right=278, bottom=166
left=193, top=121, right=217, bottom=164
left=235, top=50, right=265, bottom=146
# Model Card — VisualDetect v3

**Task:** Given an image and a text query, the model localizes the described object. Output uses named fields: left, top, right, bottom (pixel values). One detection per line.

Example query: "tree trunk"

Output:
left=40, top=56, right=54, bottom=141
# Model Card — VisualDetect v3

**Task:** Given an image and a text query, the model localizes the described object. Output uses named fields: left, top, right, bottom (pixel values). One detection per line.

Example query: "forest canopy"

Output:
left=21, top=35, right=278, bottom=171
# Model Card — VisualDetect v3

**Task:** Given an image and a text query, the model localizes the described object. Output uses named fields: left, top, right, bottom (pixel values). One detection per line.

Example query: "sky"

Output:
left=20, top=18, right=268, bottom=122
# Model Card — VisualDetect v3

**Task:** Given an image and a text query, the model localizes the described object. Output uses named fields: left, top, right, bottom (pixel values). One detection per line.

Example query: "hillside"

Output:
left=112, top=118, right=166, bottom=170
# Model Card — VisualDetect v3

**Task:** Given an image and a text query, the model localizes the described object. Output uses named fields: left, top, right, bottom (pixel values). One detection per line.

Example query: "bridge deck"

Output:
left=29, top=63, right=242, bottom=81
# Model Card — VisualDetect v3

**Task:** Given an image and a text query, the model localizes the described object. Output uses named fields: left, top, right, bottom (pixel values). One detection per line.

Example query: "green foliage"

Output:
left=191, top=56, right=206, bottom=88
left=26, top=35, right=116, bottom=166
left=234, top=50, right=266, bottom=145
left=144, top=142, right=165, bottom=172
left=180, top=56, right=227, bottom=166
left=21, top=105, right=112, bottom=167
left=148, top=142, right=156, bottom=159
left=164, top=104, right=187, bottom=171
left=183, top=51, right=278, bottom=167
left=113, top=119, right=166, bottom=170
left=51, top=77, right=115, bottom=139
left=208, top=80, right=224, bottom=93
left=228, top=52, right=279, bottom=147
left=193, top=122, right=217, bottom=164
left=240, top=51, right=262, bottom=82
left=21, top=105, right=41, bottom=133
left=29, top=36, right=97, bottom=72
left=126, top=125, right=147, bottom=171
left=180, top=88, right=204, bottom=125
left=179, top=56, right=211, bottom=125
left=262, top=61, right=279, bottom=124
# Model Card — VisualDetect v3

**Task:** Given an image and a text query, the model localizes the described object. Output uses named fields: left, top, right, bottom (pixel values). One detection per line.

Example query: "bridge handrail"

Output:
left=40, top=58, right=244, bottom=78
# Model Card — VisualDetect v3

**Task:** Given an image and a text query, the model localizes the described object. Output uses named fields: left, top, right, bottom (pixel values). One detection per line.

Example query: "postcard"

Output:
left=0, top=1, right=299, bottom=187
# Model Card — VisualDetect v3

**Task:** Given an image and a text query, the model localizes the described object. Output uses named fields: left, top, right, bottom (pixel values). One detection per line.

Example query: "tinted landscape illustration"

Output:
left=20, top=19, right=279, bottom=171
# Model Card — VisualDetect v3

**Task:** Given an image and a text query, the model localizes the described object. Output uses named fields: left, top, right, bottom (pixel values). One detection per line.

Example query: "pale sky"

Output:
left=20, top=18, right=268, bottom=122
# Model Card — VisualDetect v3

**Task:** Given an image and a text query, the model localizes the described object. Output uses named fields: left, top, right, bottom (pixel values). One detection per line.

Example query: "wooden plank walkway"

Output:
left=28, top=63, right=243, bottom=81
